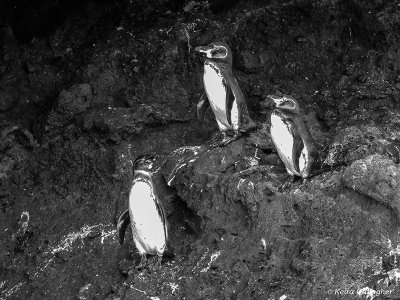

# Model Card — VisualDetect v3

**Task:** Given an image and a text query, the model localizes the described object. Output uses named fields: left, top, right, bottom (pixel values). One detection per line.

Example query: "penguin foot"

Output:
left=154, top=255, right=163, bottom=269
left=278, top=181, right=292, bottom=192
left=218, top=131, right=240, bottom=147
left=137, top=254, right=148, bottom=270
left=207, top=131, right=240, bottom=148
left=277, top=176, right=297, bottom=192
left=301, top=178, right=310, bottom=185
left=240, top=120, right=258, bottom=133
left=206, top=133, right=223, bottom=148
left=218, top=137, right=236, bottom=147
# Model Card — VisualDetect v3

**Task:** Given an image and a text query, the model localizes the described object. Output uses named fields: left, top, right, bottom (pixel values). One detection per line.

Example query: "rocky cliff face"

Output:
left=1, top=0, right=400, bottom=299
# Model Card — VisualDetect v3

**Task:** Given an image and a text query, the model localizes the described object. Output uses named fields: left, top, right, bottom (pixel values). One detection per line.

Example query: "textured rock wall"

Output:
left=1, top=0, right=400, bottom=299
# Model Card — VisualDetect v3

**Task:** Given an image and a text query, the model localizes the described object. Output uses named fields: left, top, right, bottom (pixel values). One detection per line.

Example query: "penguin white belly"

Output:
left=203, top=64, right=231, bottom=130
left=129, top=181, right=166, bottom=254
left=298, top=147, right=308, bottom=174
left=230, top=78, right=243, bottom=131
left=270, top=114, right=301, bottom=176
left=230, top=99, right=239, bottom=130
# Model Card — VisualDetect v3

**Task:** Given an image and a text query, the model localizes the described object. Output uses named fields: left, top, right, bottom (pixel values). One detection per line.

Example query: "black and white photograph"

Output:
left=0, top=0, right=400, bottom=299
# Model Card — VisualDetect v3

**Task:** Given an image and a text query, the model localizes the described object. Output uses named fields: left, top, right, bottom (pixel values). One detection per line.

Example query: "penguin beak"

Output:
left=195, top=45, right=215, bottom=57
left=145, top=154, right=156, bottom=160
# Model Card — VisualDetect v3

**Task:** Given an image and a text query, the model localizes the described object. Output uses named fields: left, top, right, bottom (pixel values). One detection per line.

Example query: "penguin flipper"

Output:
left=154, top=197, right=168, bottom=243
left=197, top=93, right=210, bottom=124
left=290, top=123, right=304, bottom=174
left=116, top=209, right=130, bottom=245
left=224, top=78, right=235, bottom=127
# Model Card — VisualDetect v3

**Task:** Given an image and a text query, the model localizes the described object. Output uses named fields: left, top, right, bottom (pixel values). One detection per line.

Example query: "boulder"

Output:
left=324, top=125, right=386, bottom=167
left=47, top=83, right=92, bottom=128
left=342, top=154, right=400, bottom=217
left=157, top=135, right=400, bottom=299
left=162, top=137, right=286, bottom=235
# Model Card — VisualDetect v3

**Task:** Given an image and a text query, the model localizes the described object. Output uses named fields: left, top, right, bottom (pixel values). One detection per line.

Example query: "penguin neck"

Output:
left=134, top=170, right=153, bottom=180
left=274, top=109, right=295, bottom=120
left=205, top=60, right=231, bottom=72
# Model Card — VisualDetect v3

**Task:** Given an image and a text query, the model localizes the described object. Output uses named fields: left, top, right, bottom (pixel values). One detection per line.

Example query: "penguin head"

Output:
left=195, top=41, right=232, bottom=66
left=133, top=154, right=157, bottom=172
left=268, top=95, right=300, bottom=115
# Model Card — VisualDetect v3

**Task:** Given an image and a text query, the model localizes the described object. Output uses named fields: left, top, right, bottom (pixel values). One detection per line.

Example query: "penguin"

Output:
left=268, top=94, right=319, bottom=179
left=117, top=154, right=168, bottom=269
left=195, top=41, right=255, bottom=146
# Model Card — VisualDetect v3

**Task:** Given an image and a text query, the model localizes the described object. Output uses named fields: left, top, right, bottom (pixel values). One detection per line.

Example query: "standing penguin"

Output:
left=195, top=41, right=255, bottom=146
left=117, top=154, right=168, bottom=269
left=268, top=95, right=319, bottom=180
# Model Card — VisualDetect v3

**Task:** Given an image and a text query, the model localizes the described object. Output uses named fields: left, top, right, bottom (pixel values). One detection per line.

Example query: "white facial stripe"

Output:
left=274, top=99, right=285, bottom=105
left=198, top=48, right=214, bottom=58
left=216, top=46, right=228, bottom=58
left=135, top=170, right=152, bottom=176
left=198, top=45, right=229, bottom=59
left=284, top=97, right=296, bottom=107
left=274, top=98, right=296, bottom=110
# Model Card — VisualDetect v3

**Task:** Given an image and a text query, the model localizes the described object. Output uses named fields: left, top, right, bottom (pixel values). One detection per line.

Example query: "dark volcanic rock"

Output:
left=163, top=137, right=285, bottom=234
left=236, top=49, right=264, bottom=73
left=4, top=0, right=400, bottom=299
left=83, top=103, right=191, bottom=139
left=342, top=154, right=400, bottom=217
left=156, top=134, right=400, bottom=299
left=47, top=83, right=92, bottom=128
left=0, top=89, right=16, bottom=111
left=324, top=125, right=385, bottom=167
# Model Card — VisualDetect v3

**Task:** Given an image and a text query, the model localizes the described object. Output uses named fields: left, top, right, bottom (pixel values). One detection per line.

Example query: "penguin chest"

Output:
left=270, top=113, right=301, bottom=176
left=203, top=64, right=232, bottom=129
left=129, top=180, right=166, bottom=254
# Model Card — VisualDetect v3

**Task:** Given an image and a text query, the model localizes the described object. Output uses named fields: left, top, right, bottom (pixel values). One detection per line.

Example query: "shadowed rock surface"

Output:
left=1, top=0, right=400, bottom=299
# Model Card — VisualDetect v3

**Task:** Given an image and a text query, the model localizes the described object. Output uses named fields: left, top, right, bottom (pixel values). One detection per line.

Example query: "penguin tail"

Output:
left=240, top=119, right=258, bottom=133
left=247, top=118, right=258, bottom=130
left=196, top=93, right=210, bottom=124
left=116, top=209, right=130, bottom=245
left=303, top=159, right=328, bottom=179
left=162, top=246, right=175, bottom=260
